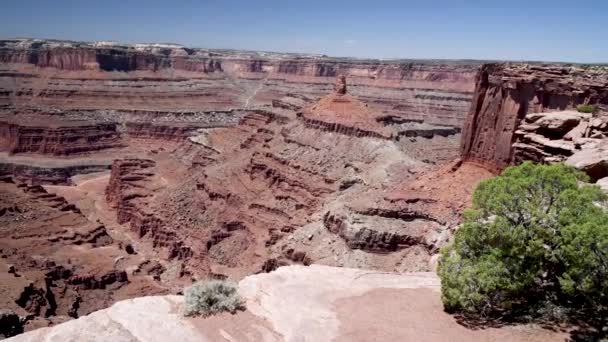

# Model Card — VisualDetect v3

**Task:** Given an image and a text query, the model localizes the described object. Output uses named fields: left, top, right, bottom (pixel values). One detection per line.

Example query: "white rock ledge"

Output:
left=8, top=265, right=565, bottom=342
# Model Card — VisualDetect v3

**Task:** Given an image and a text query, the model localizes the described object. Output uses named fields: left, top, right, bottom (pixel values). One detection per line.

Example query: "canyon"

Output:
left=0, top=38, right=607, bottom=340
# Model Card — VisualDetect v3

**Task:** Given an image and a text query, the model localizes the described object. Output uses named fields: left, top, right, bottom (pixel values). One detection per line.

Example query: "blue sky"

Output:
left=2, top=0, right=607, bottom=63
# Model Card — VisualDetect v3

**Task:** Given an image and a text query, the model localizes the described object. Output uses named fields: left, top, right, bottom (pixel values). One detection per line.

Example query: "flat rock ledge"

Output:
left=9, top=265, right=566, bottom=342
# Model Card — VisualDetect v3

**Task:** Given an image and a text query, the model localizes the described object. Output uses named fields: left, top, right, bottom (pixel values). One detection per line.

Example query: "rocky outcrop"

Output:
left=105, top=159, right=155, bottom=210
left=566, top=139, right=608, bottom=181
left=0, top=120, right=123, bottom=155
left=394, top=124, right=460, bottom=139
left=66, top=270, right=128, bottom=290
left=512, top=110, right=608, bottom=165
left=0, top=177, right=166, bottom=332
left=106, top=159, right=193, bottom=260
left=298, top=114, right=391, bottom=139
left=334, top=74, right=347, bottom=95
left=460, top=64, right=608, bottom=171
left=323, top=208, right=441, bottom=253
left=298, top=76, right=393, bottom=139
left=9, top=265, right=566, bottom=342
left=0, top=162, right=110, bottom=185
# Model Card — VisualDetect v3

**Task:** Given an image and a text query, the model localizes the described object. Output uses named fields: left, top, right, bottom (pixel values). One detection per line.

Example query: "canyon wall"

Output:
left=0, top=120, right=123, bottom=155
left=0, top=162, right=110, bottom=185
left=105, top=159, right=194, bottom=261
left=0, top=177, right=167, bottom=334
left=0, top=39, right=478, bottom=127
left=0, top=40, right=475, bottom=83
left=460, top=63, right=608, bottom=171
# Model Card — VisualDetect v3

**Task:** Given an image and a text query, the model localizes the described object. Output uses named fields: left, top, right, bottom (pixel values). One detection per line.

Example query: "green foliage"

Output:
left=183, top=280, right=245, bottom=317
left=439, top=162, right=608, bottom=320
left=576, top=104, right=598, bottom=113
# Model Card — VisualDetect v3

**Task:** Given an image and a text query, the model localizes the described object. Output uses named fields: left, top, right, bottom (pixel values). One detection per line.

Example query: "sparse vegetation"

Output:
left=439, top=162, right=608, bottom=325
left=576, top=104, right=598, bottom=114
left=183, top=280, right=245, bottom=317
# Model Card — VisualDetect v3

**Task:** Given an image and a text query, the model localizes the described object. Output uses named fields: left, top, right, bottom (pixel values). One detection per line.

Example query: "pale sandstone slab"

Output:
left=566, top=140, right=608, bottom=180
left=9, top=265, right=566, bottom=342
left=9, top=296, right=204, bottom=342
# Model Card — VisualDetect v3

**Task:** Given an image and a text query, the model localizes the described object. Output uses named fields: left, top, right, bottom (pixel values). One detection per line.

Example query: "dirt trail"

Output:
left=244, top=75, right=269, bottom=109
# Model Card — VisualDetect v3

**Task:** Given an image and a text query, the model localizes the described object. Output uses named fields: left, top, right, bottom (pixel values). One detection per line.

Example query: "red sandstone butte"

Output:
left=298, top=76, right=392, bottom=139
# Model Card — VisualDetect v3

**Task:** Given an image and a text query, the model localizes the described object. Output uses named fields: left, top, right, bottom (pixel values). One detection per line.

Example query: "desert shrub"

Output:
left=576, top=104, right=598, bottom=113
left=439, top=162, right=608, bottom=321
left=183, top=280, right=245, bottom=317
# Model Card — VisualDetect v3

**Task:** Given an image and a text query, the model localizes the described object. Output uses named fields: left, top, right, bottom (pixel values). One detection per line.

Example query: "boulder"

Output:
left=526, top=110, right=592, bottom=127
left=525, top=111, right=591, bottom=134
left=523, top=133, right=575, bottom=153
left=597, top=177, right=608, bottom=192
left=566, top=140, right=608, bottom=180
left=564, top=121, right=589, bottom=141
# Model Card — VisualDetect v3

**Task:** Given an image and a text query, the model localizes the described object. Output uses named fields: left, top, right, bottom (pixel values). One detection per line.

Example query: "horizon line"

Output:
left=2, top=36, right=607, bottom=66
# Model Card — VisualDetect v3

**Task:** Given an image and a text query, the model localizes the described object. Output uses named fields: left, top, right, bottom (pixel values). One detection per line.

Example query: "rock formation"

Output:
left=334, top=74, right=347, bottom=95
left=0, top=39, right=477, bottom=127
left=298, top=75, right=393, bottom=139
left=106, top=159, right=194, bottom=261
left=0, top=162, right=110, bottom=185
left=0, top=40, right=480, bottom=329
left=512, top=110, right=608, bottom=165
left=566, top=139, right=608, bottom=181
left=9, top=265, right=567, bottom=342
left=460, top=63, right=608, bottom=171
left=6, top=38, right=608, bottom=339
left=0, top=176, right=167, bottom=335
left=0, top=119, right=123, bottom=155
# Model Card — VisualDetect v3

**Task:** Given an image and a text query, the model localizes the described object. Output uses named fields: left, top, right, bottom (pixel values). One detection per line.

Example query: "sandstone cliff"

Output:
left=105, top=159, right=193, bottom=261
left=0, top=39, right=476, bottom=82
left=460, top=63, right=608, bottom=171
left=0, top=120, right=123, bottom=155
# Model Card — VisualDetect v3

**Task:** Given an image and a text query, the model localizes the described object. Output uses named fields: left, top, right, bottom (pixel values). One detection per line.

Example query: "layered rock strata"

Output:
left=105, top=159, right=193, bottom=261
left=298, top=76, right=393, bottom=139
left=461, top=63, right=608, bottom=171
left=0, top=176, right=166, bottom=335
left=323, top=208, right=441, bottom=253
left=0, top=39, right=478, bottom=126
left=0, top=162, right=110, bottom=185
left=0, top=119, right=123, bottom=155
left=512, top=110, right=608, bottom=166
left=125, top=122, right=201, bottom=141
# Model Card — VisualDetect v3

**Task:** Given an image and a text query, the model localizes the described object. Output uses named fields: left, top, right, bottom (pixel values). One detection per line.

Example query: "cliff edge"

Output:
left=8, top=265, right=565, bottom=342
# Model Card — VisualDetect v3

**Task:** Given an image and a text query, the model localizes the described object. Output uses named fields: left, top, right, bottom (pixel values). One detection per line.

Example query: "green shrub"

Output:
left=576, top=104, right=598, bottom=113
left=439, top=162, right=608, bottom=320
left=183, top=280, right=245, bottom=317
